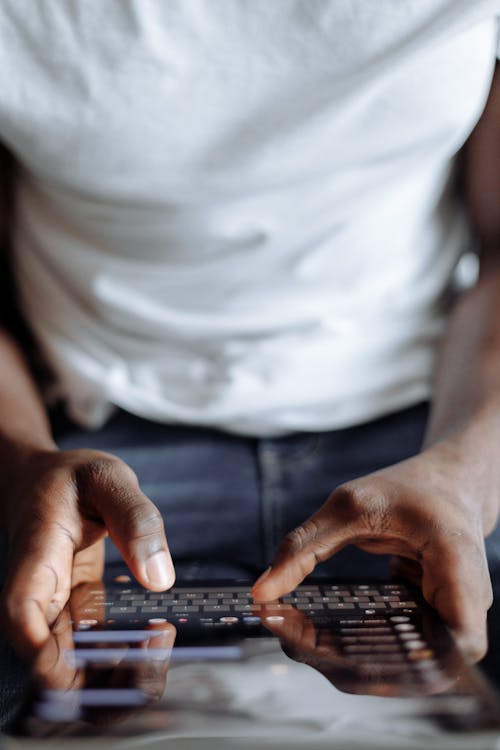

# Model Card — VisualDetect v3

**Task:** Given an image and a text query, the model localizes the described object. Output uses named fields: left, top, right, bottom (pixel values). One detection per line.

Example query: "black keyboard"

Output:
left=12, top=580, right=500, bottom=735
left=70, top=580, right=453, bottom=691
left=75, top=581, right=418, bottom=629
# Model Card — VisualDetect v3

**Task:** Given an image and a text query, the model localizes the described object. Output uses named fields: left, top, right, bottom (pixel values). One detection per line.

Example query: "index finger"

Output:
left=77, top=459, right=175, bottom=591
left=252, top=505, right=354, bottom=601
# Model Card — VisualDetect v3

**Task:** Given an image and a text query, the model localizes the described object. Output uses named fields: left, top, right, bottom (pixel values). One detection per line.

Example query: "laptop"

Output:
left=4, top=576, right=500, bottom=749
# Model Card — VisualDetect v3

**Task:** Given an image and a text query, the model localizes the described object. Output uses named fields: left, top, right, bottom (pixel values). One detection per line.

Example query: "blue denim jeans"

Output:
left=48, top=401, right=500, bottom=583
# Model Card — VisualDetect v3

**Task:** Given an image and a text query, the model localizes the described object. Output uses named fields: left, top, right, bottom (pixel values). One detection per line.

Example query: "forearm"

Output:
left=423, top=62, right=500, bottom=528
left=424, top=264, right=500, bottom=448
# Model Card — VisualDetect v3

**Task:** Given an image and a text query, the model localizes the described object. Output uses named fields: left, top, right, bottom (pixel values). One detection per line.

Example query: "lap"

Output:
left=49, top=402, right=436, bottom=579
left=49, top=401, right=500, bottom=586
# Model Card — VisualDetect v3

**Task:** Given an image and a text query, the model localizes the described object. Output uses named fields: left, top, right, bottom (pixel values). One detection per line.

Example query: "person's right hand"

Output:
left=0, top=447, right=175, bottom=657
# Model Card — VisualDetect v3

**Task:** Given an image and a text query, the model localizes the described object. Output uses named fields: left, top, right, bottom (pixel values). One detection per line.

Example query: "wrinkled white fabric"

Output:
left=1, top=1, right=499, bottom=435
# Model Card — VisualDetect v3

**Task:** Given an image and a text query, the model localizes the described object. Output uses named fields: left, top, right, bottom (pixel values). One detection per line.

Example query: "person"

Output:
left=0, top=1, right=499, bottom=664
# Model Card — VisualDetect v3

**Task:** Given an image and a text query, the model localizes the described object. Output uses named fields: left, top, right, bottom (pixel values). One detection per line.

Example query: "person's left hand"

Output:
left=252, top=440, right=499, bottom=662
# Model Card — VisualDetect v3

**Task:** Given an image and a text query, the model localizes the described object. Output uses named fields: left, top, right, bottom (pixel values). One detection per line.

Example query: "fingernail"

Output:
left=145, top=551, right=174, bottom=589
left=253, top=566, right=272, bottom=589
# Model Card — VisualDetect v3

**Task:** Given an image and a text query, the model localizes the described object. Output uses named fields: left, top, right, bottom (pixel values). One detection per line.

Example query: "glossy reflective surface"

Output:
left=3, top=579, right=500, bottom=748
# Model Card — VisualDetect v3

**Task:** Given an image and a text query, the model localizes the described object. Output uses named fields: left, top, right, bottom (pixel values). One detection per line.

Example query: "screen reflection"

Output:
left=5, top=580, right=500, bottom=745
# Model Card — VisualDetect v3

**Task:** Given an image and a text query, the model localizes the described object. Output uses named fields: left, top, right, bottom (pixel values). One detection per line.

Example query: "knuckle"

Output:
left=111, top=457, right=139, bottom=485
left=334, top=483, right=391, bottom=533
left=75, top=459, right=112, bottom=495
left=76, top=454, right=137, bottom=490
left=281, top=520, right=317, bottom=556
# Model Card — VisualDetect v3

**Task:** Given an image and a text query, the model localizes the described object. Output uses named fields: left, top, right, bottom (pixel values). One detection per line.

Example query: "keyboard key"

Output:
left=402, top=640, right=426, bottom=650
left=343, top=645, right=372, bottom=653
left=340, top=628, right=392, bottom=635
left=358, top=663, right=408, bottom=675
left=172, top=606, right=200, bottom=613
left=355, top=635, right=397, bottom=643
left=296, top=603, right=319, bottom=610
left=350, top=653, right=405, bottom=663
left=327, top=603, right=355, bottom=610
left=408, top=649, right=434, bottom=661
left=391, top=602, right=417, bottom=609
left=261, top=603, right=294, bottom=610
left=357, top=602, right=386, bottom=609
left=236, top=604, right=261, bottom=611
left=372, top=645, right=402, bottom=653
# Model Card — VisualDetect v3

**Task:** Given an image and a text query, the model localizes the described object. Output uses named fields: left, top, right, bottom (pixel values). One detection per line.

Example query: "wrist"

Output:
left=422, top=416, right=500, bottom=533
left=0, top=433, right=58, bottom=526
left=424, top=395, right=500, bottom=450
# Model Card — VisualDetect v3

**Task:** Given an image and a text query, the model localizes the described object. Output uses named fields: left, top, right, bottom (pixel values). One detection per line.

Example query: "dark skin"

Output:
left=0, top=64, right=499, bottom=662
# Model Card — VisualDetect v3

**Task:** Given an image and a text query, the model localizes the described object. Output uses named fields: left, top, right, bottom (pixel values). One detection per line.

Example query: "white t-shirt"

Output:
left=1, top=0, right=499, bottom=436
